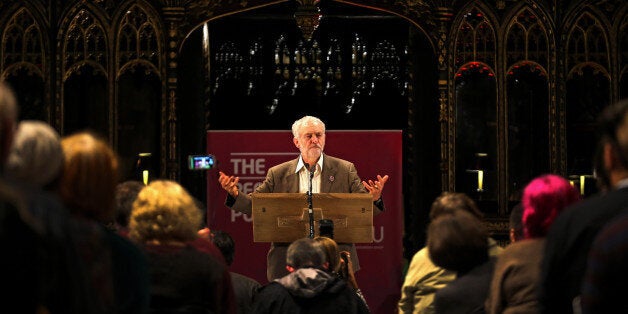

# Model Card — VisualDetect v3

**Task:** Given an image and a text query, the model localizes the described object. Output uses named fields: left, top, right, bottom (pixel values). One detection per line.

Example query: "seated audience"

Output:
left=250, top=237, right=369, bottom=314
left=4, top=119, right=97, bottom=313
left=0, top=82, right=92, bottom=313
left=60, top=132, right=150, bottom=314
left=314, top=236, right=368, bottom=308
left=540, top=99, right=628, bottom=314
left=398, top=192, right=502, bottom=314
left=486, top=174, right=580, bottom=314
left=429, top=210, right=494, bottom=314
left=129, top=180, right=236, bottom=314
left=211, top=230, right=262, bottom=314
left=190, top=197, right=226, bottom=262
left=109, top=180, right=145, bottom=236
left=581, top=212, right=628, bottom=313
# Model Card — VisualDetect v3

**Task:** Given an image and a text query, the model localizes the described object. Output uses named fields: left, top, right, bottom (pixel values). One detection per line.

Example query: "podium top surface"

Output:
left=251, top=193, right=374, bottom=243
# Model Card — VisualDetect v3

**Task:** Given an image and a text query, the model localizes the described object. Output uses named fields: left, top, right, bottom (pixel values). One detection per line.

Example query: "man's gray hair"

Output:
left=291, top=116, right=325, bottom=138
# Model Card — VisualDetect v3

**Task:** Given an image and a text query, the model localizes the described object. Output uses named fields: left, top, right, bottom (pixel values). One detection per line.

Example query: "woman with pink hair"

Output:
left=486, top=174, right=580, bottom=314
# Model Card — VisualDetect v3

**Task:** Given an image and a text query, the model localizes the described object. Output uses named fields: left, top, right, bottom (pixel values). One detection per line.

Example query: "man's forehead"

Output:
left=300, top=124, right=325, bottom=134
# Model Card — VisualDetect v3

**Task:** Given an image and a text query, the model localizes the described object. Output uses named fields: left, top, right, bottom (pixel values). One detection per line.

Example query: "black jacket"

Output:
left=250, top=268, right=369, bottom=314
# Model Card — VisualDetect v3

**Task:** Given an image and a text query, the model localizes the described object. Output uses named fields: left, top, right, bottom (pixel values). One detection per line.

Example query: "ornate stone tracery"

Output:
left=0, top=0, right=625, bottom=249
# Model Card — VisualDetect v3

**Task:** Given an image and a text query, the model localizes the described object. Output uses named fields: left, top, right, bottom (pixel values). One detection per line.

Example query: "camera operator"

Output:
left=314, top=236, right=368, bottom=309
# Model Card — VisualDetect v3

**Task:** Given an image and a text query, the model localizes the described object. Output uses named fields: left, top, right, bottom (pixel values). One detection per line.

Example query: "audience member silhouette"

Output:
left=429, top=210, right=494, bottom=314
left=5, top=120, right=64, bottom=190
left=592, top=137, right=612, bottom=193
left=580, top=210, right=628, bottom=313
left=540, top=99, right=628, bottom=314
left=314, top=236, right=368, bottom=308
left=0, top=83, right=55, bottom=312
left=109, top=180, right=144, bottom=236
left=508, top=202, right=524, bottom=243
left=129, top=180, right=236, bottom=314
left=398, top=192, right=502, bottom=314
left=486, top=174, right=580, bottom=314
left=4, top=119, right=97, bottom=313
left=0, top=84, right=111, bottom=313
left=60, top=132, right=150, bottom=313
left=211, top=230, right=262, bottom=314
left=250, top=237, right=370, bottom=314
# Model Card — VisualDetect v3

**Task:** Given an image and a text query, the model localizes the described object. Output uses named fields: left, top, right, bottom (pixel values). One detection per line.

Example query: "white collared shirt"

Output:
left=296, top=154, right=324, bottom=193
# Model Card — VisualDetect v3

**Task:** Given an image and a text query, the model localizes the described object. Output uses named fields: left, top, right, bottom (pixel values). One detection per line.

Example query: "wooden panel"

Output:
left=252, top=193, right=373, bottom=243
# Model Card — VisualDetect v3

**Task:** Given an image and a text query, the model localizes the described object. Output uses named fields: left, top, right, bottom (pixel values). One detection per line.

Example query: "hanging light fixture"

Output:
left=294, top=0, right=321, bottom=41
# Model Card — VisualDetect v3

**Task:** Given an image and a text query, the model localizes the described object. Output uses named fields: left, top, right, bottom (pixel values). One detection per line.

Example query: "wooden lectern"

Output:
left=251, top=193, right=374, bottom=243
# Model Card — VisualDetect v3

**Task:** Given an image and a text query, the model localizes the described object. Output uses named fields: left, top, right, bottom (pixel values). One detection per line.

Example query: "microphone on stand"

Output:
left=305, top=163, right=315, bottom=238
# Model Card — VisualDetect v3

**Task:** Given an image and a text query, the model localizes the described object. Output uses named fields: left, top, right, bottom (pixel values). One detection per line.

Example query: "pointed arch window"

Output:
left=453, top=7, right=497, bottom=210
left=63, top=9, right=108, bottom=136
left=64, top=10, right=107, bottom=74
left=1, top=8, right=46, bottom=121
left=567, top=13, right=609, bottom=69
left=454, top=8, right=495, bottom=69
left=116, top=5, right=162, bottom=181
left=454, top=62, right=497, bottom=206
left=507, top=62, right=549, bottom=199
left=1, top=8, right=44, bottom=71
left=565, top=12, right=610, bottom=196
left=504, top=8, right=550, bottom=202
left=505, top=8, right=549, bottom=68
left=118, top=5, right=161, bottom=69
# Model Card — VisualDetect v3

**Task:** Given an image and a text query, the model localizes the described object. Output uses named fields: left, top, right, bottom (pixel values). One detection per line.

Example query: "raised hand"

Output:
left=362, top=174, right=389, bottom=201
left=218, top=171, right=240, bottom=197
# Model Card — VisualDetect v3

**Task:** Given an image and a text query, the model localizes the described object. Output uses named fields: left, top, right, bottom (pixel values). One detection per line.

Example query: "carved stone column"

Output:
left=434, top=6, right=453, bottom=191
left=162, top=6, right=185, bottom=180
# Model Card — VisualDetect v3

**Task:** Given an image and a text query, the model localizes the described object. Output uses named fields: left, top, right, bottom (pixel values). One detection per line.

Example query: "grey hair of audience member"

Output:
left=5, top=120, right=63, bottom=189
left=0, top=82, right=18, bottom=166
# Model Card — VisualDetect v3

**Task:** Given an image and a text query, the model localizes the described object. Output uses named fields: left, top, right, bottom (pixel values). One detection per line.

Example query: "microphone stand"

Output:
left=307, top=164, right=315, bottom=238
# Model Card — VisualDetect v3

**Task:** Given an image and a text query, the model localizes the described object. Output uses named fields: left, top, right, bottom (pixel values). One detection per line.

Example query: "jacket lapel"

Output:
left=321, top=157, right=338, bottom=193
left=284, top=159, right=300, bottom=193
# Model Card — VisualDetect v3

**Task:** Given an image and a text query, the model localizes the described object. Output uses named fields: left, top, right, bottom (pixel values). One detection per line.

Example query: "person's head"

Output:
left=192, top=196, right=208, bottom=230
left=210, top=230, right=235, bottom=266
left=313, top=236, right=341, bottom=274
left=114, top=180, right=144, bottom=228
left=5, top=120, right=63, bottom=190
left=292, top=116, right=326, bottom=164
left=593, top=136, right=612, bottom=192
left=285, top=237, right=328, bottom=272
left=509, top=203, right=524, bottom=243
left=522, top=174, right=580, bottom=239
left=129, top=180, right=201, bottom=244
left=427, top=210, right=489, bottom=275
left=429, top=191, right=483, bottom=220
left=596, top=99, right=628, bottom=188
left=0, top=82, right=18, bottom=167
left=59, top=132, right=118, bottom=222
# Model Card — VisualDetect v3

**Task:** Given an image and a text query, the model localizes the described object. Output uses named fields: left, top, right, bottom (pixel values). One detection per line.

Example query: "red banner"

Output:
left=207, top=130, right=403, bottom=314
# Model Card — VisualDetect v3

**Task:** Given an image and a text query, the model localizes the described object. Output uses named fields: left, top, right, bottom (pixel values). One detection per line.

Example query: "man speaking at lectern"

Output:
left=218, top=115, right=389, bottom=281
